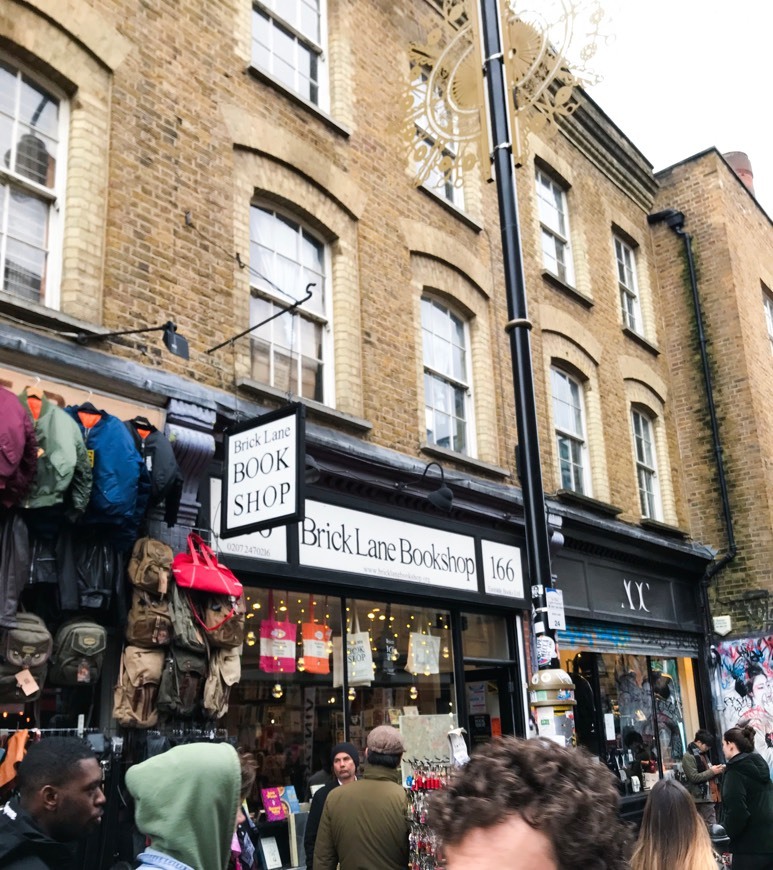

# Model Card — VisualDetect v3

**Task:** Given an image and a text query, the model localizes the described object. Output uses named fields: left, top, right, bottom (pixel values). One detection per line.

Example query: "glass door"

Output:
left=460, top=611, right=519, bottom=747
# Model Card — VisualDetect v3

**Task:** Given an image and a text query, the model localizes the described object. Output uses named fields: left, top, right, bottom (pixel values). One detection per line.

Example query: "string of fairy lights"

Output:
left=241, top=591, right=453, bottom=705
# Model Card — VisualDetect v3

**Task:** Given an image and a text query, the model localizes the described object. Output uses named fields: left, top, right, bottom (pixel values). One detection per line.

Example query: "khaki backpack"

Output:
left=126, top=589, right=173, bottom=648
left=113, top=645, right=165, bottom=728
left=127, top=537, right=173, bottom=595
left=203, top=647, right=241, bottom=719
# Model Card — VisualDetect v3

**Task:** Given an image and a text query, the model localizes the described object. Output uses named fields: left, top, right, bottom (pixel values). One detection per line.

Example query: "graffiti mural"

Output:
left=715, top=635, right=773, bottom=778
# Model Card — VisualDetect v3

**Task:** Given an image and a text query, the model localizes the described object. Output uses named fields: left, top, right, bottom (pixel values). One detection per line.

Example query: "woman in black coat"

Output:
left=722, top=724, right=773, bottom=870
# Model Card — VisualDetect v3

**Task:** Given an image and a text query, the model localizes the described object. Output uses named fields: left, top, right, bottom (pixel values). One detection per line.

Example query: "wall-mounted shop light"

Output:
left=64, top=321, right=190, bottom=360
left=305, top=454, right=322, bottom=484
left=396, top=460, right=454, bottom=511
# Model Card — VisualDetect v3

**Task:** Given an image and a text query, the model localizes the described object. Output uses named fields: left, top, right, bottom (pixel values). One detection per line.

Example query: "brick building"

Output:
left=0, top=0, right=731, bottom=856
left=650, top=149, right=773, bottom=750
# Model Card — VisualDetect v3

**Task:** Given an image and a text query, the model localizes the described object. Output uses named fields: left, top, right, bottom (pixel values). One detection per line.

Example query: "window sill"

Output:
left=247, top=66, right=351, bottom=139
left=541, top=271, right=594, bottom=309
left=420, top=442, right=510, bottom=478
left=236, top=377, right=372, bottom=433
left=639, top=517, right=688, bottom=539
left=0, top=293, right=108, bottom=338
left=418, top=185, right=484, bottom=233
left=622, top=326, right=660, bottom=356
left=554, top=489, right=623, bottom=517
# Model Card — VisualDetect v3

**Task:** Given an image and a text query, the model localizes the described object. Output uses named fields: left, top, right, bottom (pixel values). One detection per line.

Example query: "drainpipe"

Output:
left=648, top=208, right=737, bottom=726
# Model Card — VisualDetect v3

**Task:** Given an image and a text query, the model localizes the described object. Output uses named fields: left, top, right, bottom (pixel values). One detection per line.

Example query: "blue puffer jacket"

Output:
left=65, top=404, right=143, bottom=526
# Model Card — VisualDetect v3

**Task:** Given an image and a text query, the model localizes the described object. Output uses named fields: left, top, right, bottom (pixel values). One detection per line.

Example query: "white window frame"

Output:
left=0, top=56, right=67, bottom=309
left=251, top=0, right=328, bottom=110
left=412, top=70, right=465, bottom=211
left=615, top=235, right=642, bottom=334
left=249, top=205, right=333, bottom=405
left=551, top=367, right=589, bottom=495
left=763, top=285, right=773, bottom=354
left=422, top=296, right=474, bottom=455
left=536, top=167, right=574, bottom=285
left=631, top=408, right=661, bottom=520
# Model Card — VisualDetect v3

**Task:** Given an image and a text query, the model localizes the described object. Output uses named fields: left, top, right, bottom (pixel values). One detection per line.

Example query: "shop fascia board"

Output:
left=0, top=323, right=719, bottom=573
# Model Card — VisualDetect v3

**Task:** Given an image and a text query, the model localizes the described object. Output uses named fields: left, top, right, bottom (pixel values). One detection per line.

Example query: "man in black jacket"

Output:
left=304, top=741, right=359, bottom=870
left=0, top=736, right=105, bottom=869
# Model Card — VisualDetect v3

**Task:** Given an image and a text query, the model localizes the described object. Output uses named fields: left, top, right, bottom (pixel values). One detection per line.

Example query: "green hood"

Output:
left=126, top=742, right=240, bottom=870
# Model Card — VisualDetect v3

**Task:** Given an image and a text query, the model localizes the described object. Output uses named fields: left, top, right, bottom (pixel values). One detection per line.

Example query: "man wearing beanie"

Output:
left=314, top=726, right=409, bottom=870
left=304, top=742, right=359, bottom=870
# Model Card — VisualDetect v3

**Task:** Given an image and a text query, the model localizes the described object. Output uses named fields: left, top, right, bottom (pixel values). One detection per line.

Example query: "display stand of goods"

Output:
left=113, top=534, right=245, bottom=728
left=406, top=760, right=449, bottom=870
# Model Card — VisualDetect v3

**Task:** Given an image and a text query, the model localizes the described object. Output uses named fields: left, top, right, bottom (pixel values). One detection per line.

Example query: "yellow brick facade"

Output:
left=653, top=151, right=773, bottom=630
left=0, top=0, right=732, bottom=602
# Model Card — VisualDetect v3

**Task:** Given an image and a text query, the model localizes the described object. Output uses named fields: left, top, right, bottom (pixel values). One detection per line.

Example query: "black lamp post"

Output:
left=477, top=0, right=559, bottom=670
left=475, top=0, right=577, bottom=740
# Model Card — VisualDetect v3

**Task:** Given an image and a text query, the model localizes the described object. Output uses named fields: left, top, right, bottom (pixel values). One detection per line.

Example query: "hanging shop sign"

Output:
left=299, top=501, right=478, bottom=592
left=221, top=404, right=304, bottom=537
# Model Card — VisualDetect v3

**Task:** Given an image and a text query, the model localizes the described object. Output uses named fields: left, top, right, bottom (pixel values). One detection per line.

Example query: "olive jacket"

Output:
left=313, top=765, right=409, bottom=870
left=721, top=750, right=773, bottom=855
left=682, top=742, right=719, bottom=804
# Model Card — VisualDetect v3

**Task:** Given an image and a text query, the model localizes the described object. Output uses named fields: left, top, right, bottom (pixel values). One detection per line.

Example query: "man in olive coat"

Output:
left=682, top=729, right=724, bottom=825
left=314, top=726, right=409, bottom=870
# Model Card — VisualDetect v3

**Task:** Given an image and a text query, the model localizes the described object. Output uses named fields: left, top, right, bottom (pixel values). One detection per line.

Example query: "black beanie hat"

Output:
left=330, top=741, right=360, bottom=769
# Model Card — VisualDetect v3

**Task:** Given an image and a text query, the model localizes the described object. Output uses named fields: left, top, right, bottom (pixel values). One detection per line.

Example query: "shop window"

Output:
left=224, top=590, right=456, bottom=803
left=551, top=367, right=589, bottom=494
left=0, top=58, right=64, bottom=306
left=347, top=599, right=456, bottom=756
left=460, top=612, right=509, bottom=660
left=565, top=649, right=697, bottom=793
left=422, top=296, right=473, bottom=455
left=249, top=205, right=330, bottom=403
left=251, top=0, right=326, bottom=108
left=536, top=166, right=574, bottom=285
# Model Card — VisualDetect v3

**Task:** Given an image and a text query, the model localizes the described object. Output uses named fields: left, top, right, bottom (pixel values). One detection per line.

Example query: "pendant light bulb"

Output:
left=271, top=683, right=284, bottom=699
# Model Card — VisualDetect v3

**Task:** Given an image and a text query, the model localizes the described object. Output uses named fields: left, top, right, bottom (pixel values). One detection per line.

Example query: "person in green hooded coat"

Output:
left=126, top=742, right=241, bottom=870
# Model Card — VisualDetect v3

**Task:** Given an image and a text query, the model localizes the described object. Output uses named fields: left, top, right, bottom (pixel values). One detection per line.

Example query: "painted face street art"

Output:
left=715, top=636, right=773, bottom=778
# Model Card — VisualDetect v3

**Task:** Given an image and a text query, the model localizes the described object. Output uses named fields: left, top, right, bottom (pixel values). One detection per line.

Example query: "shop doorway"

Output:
left=464, top=664, right=517, bottom=746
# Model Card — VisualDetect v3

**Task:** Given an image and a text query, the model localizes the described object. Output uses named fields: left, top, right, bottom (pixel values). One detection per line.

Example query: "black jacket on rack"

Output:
left=0, top=797, right=76, bottom=869
left=124, top=418, right=183, bottom=527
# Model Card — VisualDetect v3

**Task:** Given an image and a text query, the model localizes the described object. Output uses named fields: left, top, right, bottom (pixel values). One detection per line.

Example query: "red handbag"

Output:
left=171, top=533, right=243, bottom=597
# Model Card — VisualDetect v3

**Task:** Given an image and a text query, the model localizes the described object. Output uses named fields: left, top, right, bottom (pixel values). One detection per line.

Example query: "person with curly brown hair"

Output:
left=429, top=737, right=631, bottom=870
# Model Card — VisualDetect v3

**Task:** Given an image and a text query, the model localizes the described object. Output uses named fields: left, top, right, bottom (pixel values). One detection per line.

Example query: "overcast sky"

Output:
left=585, top=1, right=772, bottom=216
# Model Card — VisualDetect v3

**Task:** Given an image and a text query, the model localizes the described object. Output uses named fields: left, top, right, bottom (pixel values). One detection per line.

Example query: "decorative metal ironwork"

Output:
left=399, top=0, right=606, bottom=189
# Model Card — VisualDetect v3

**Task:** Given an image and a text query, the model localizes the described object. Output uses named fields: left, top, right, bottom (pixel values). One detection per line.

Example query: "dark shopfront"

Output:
left=206, top=476, right=530, bottom=787
left=552, top=534, right=714, bottom=822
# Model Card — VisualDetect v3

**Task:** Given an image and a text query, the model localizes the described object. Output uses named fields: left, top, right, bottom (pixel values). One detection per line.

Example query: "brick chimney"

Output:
left=723, top=151, right=756, bottom=196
